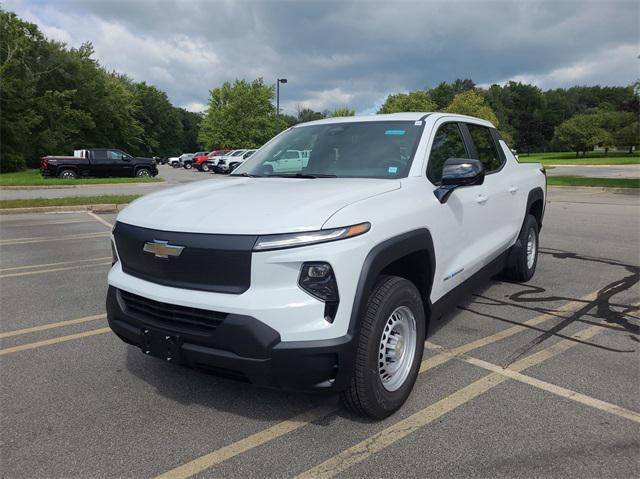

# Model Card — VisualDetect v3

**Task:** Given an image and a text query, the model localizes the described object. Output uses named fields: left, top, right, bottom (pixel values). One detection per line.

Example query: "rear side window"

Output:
left=92, top=150, right=108, bottom=162
left=427, top=123, right=469, bottom=184
left=466, top=124, right=502, bottom=172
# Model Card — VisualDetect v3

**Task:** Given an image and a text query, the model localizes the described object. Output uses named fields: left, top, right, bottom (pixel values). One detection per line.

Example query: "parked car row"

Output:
left=166, top=149, right=258, bottom=174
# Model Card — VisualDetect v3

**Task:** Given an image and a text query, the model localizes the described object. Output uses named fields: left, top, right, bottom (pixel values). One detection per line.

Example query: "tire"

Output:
left=172, top=162, right=180, bottom=168
left=503, top=214, right=539, bottom=282
left=340, top=276, right=426, bottom=419
left=201, top=163, right=210, bottom=172
left=135, top=168, right=151, bottom=178
left=228, top=163, right=239, bottom=173
left=58, top=169, right=77, bottom=179
left=184, top=162, right=193, bottom=169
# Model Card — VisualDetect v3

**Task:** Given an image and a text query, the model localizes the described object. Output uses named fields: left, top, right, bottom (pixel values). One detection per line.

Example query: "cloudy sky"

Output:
left=6, top=0, right=639, bottom=114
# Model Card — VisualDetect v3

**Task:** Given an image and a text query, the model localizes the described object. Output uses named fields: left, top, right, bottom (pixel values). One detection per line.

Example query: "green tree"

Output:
left=198, top=78, right=285, bottom=149
left=378, top=90, right=437, bottom=113
left=0, top=10, right=46, bottom=170
left=552, top=113, right=611, bottom=156
left=176, top=109, right=202, bottom=152
left=331, top=107, right=355, bottom=117
left=296, top=107, right=325, bottom=123
left=125, top=81, right=183, bottom=157
left=444, top=90, right=499, bottom=126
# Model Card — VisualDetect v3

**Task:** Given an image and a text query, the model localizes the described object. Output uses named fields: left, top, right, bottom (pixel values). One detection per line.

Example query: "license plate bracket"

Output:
left=141, top=328, right=181, bottom=363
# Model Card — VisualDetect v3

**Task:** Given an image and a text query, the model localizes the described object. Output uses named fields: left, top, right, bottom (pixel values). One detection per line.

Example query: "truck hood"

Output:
left=117, top=177, right=400, bottom=234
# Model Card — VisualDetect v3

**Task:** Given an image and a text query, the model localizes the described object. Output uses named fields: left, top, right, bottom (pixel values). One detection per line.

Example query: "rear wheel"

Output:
left=341, top=276, right=425, bottom=419
left=58, top=169, right=77, bottom=179
left=503, top=214, right=539, bottom=282
left=135, top=168, right=151, bottom=178
left=184, top=162, right=193, bottom=169
left=201, top=163, right=210, bottom=172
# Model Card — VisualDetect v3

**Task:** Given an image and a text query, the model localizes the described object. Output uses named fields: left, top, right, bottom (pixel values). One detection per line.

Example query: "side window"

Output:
left=108, top=150, right=124, bottom=161
left=92, top=150, right=108, bottom=163
left=466, top=124, right=502, bottom=172
left=427, top=123, right=469, bottom=184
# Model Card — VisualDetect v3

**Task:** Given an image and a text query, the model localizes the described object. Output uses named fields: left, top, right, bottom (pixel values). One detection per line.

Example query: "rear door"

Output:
left=463, top=123, right=516, bottom=256
left=90, top=150, right=110, bottom=176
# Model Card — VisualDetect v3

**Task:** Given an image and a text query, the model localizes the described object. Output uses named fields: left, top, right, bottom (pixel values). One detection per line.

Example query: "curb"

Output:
left=547, top=185, right=639, bottom=194
left=0, top=203, right=129, bottom=215
left=1, top=180, right=165, bottom=190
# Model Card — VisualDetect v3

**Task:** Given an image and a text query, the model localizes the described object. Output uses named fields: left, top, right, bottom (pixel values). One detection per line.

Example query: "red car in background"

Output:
left=193, top=149, right=230, bottom=171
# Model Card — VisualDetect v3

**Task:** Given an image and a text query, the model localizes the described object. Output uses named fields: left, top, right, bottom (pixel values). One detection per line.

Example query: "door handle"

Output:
left=476, top=194, right=488, bottom=205
left=509, top=186, right=519, bottom=194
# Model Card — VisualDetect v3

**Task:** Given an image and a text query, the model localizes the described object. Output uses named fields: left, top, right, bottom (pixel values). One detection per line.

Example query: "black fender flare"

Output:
left=526, top=187, right=545, bottom=229
left=507, top=187, right=545, bottom=269
left=347, top=228, right=436, bottom=336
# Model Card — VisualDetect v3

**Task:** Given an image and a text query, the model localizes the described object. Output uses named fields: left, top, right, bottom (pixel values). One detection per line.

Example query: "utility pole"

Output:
left=276, top=78, right=288, bottom=116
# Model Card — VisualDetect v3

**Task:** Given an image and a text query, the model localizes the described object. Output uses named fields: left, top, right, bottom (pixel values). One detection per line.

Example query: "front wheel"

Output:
left=135, top=168, right=151, bottom=178
left=201, top=163, right=210, bottom=172
left=503, top=214, right=539, bottom=282
left=341, top=276, right=425, bottom=419
left=184, top=162, right=193, bottom=169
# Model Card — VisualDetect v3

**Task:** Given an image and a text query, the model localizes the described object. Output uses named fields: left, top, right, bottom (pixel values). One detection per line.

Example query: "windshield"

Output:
left=235, top=121, right=423, bottom=178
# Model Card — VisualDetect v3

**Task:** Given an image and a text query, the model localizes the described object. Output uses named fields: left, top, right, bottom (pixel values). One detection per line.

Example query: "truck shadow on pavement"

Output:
left=122, top=247, right=638, bottom=420
left=123, top=346, right=333, bottom=421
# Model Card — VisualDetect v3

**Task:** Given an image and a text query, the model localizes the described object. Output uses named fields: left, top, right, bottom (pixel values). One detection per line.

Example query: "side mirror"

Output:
left=434, top=158, right=484, bottom=204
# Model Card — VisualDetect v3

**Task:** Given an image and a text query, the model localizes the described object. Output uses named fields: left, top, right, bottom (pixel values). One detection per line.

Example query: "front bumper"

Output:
left=107, top=286, right=355, bottom=392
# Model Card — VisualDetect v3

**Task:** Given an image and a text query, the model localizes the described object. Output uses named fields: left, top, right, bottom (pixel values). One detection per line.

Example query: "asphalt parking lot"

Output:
left=0, top=188, right=638, bottom=478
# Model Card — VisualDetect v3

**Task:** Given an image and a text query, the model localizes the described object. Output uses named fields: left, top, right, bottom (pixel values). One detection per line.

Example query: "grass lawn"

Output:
left=519, top=150, right=639, bottom=166
left=0, top=169, right=164, bottom=186
left=0, top=195, right=141, bottom=209
left=547, top=176, right=640, bottom=188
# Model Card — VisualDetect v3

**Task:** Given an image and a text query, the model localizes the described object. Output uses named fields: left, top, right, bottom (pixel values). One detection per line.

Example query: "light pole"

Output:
left=276, top=78, right=287, bottom=116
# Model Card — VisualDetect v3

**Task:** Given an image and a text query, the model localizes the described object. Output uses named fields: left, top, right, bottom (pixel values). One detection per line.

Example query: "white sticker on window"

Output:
left=414, top=121, right=423, bottom=126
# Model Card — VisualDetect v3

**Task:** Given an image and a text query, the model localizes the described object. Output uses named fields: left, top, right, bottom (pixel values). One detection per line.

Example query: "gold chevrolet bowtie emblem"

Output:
left=143, top=240, right=185, bottom=259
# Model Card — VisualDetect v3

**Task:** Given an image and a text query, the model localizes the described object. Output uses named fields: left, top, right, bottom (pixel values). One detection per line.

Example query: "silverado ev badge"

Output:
left=143, top=240, right=184, bottom=259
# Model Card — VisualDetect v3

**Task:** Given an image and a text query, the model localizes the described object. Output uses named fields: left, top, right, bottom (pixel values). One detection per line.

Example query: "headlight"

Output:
left=111, top=239, right=119, bottom=265
left=253, top=222, right=370, bottom=251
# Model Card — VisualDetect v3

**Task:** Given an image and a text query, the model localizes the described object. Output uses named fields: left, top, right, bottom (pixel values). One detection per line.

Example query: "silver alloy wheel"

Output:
left=526, top=229, right=537, bottom=269
left=61, top=170, right=76, bottom=179
left=136, top=169, right=150, bottom=177
left=378, top=305, right=417, bottom=392
left=202, top=164, right=209, bottom=171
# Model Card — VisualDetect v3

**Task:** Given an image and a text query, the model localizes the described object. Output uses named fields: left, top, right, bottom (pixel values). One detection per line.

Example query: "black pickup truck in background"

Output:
left=41, top=149, right=158, bottom=179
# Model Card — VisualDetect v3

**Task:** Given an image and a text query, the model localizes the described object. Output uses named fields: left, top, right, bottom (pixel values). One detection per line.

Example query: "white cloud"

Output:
left=182, top=102, right=207, bottom=113
left=480, top=44, right=639, bottom=90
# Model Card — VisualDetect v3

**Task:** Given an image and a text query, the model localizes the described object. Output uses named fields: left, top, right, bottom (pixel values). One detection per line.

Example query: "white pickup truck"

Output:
left=107, top=113, right=546, bottom=419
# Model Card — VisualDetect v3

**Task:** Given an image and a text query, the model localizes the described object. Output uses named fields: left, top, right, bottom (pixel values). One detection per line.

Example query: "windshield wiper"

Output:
left=267, top=173, right=338, bottom=179
left=230, top=172, right=261, bottom=178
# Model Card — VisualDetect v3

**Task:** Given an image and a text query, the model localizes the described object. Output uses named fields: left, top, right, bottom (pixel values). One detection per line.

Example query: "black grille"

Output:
left=113, top=222, right=257, bottom=293
left=119, top=289, right=227, bottom=333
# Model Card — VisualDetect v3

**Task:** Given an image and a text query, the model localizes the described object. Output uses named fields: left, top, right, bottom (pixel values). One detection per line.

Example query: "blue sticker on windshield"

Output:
left=385, top=129, right=405, bottom=135
left=388, top=166, right=398, bottom=174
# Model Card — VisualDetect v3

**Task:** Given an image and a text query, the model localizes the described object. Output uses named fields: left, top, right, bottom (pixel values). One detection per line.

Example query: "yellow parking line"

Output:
left=297, top=323, right=605, bottom=479
left=0, top=327, right=111, bottom=356
left=432, top=345, right=640, bottom=424
left=87, top=211, right=114, bottom=229
left=0, top=256, right=111, bottom=273
left=419, top=291, right=597, bottom=373
left=155, top=406, right=336, bottom=479
left=0, top=261, right=111, bottom=278
left=0, top=314, right=106, bottom=339
left=0, top=219, right=95, bottom=227
left=154, top=292, right=599, bottom=479
left=0, top=232, right=109, bottom=246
